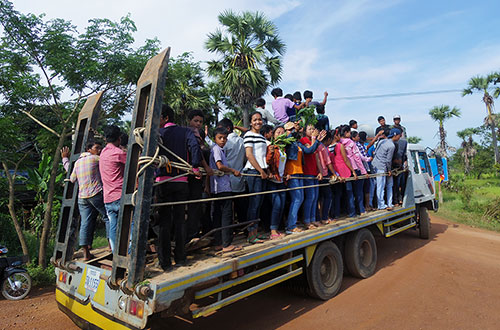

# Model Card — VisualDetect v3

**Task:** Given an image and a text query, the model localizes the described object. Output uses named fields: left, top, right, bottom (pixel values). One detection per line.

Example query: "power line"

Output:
left=328, top=89, right=463, bottom=101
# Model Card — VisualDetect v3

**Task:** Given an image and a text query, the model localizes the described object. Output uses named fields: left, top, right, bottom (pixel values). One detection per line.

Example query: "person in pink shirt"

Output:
left=317, top=131, right=337, bottom=224
left=340, top=125, right=371, bottom=215
left=99, top=125, right=127, bottom=252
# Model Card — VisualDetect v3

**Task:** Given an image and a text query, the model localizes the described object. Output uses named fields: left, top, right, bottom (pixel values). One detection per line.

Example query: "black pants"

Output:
left=232, top=191, right=248, bottom=223
left=187, top=176, right=203, bottom=240
left=212, top=192, right=233, bottom=247
left=156, top=182, right=189, bottom=268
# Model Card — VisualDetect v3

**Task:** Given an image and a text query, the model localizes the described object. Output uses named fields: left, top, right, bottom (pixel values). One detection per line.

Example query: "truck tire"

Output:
left=306, top=241, right=343, bottom=300
left=418, top=206, right=430, bottom=239
left=345, top=229, right=377, bottom=279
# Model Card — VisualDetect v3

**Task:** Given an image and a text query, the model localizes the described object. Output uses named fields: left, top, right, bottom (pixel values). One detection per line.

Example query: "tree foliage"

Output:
left=205, top=10, right=285, bottom=127
left=429, top=105, right=461, bottom=157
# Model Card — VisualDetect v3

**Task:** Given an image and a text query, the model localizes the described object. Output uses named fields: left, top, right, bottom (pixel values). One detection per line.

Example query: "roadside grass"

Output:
left=438, top=176, right=500, bottom=232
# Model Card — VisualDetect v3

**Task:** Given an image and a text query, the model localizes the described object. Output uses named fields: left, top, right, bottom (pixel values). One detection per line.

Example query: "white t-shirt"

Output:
left=270, top=149, right=287, bottom=183
left=243, top=131, right=268, bottom=170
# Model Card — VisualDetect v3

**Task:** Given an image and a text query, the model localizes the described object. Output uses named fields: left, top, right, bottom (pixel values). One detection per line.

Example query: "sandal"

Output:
left=286, top=228, right=303, bottom=234
left=222, top=245, right=243, bottom=253
left=247, top=235, right=264, bottom=244
left=321, top=219, right=332, bottom=225
left=257, top=233, right=269, bottom=240
left=270, top=232, right=284, bottom=240
left=306, top=223, right=317, bottom=230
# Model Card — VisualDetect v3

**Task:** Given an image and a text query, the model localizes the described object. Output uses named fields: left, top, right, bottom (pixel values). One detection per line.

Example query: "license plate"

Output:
left=84, top=268, right=100, bottom=292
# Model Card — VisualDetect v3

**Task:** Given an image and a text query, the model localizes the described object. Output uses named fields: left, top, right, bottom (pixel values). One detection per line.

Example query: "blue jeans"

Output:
left=268, top=181, right=286, bottom=230
left=319, top=180, right=332, bottom=220
left=375, top=168, right=393, bottom=209
left=78, top=192, right=109, bottom=247
left=286, top=175, right=304, bottom=231
left=354, top=171, right=365, bottom=214
left=368, top=177, right=377, bottom=208
left=333, top=182, right=356, bottom=218
left=303, top=176, right=319, bottom=224
left=245, top=169, right=267, bottom=232
left=104, top=199, right=120, bottom=253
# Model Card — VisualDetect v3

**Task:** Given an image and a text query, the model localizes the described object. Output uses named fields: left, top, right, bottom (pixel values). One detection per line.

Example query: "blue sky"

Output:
left=13, top=0, right=500, bottom=149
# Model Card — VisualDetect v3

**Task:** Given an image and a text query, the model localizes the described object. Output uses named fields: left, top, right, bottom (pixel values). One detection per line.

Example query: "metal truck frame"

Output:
left=53, top=49, right=438, bottom=330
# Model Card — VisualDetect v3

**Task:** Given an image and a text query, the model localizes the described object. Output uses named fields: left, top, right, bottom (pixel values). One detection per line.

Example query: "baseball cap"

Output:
left=387, top=127, right=402, bottom=138
left=284, top=122, right=295, bottom=130
left=393, top=115, right=401, bottom=119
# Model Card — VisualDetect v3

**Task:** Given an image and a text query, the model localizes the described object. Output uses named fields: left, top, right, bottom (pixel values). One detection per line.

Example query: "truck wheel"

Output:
left=418, top=206, right=430, bottom=239
left=345, top=229, right=377, bottom=279
left=306, top=241, right=343, bottom=300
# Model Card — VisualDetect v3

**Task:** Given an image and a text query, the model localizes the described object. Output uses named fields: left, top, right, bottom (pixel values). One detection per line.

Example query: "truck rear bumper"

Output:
left=55, top=288, right=138, bottom=330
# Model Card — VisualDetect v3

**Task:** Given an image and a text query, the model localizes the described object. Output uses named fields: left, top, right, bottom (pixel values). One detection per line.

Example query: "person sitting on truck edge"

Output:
left=372, top=127, right=401, bottom=211
left=244, top=112, right=269, bottom=244
left=210, top=127, right=242, bottom=253
left=266, top=126, right=287, bottom=240
left=331, top=126, right=357, bottom=218
left=304, top=90, right=328, bottom=109
left=315, top=104, right=330, bottom=131
left=271, top=88, right=303, bottom=124
left=69, top=140, right=109, bottom=261
left=187, top=109, right=214, bottom=242
left=375, top=116, right=390, bottom=135
left=218, top=118, right=248, bottom=225
left=99, top=125, right=127, bottom=253
left=155, top=105, right=203, bottom=270
left=255, top=98, right=281, bottom=126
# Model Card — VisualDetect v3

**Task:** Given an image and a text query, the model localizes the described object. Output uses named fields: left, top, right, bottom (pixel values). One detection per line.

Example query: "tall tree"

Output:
left=0, top=0, right=160, bottom=267
left=457, top=128, right=479, bottom=175
left=428, top=105, right=461, bottom=157
left=462, top=74, right=500, bottom=164
left=205, top=10, right=285, bottom=127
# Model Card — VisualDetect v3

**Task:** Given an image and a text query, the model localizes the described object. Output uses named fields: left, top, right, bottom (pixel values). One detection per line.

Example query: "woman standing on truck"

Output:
left=244, top=112, right=269, bottom=244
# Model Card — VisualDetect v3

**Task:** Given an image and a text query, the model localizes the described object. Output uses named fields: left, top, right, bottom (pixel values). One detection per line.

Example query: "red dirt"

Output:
left=2, top=215, right=500, bottom=330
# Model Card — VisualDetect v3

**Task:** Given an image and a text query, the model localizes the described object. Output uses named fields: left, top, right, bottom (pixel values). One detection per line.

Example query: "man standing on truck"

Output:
left=372, top=128, right=402, bottom=210
left=99, top=125, right=127, bottom=253
left=155, top=105, right=203, bottom=271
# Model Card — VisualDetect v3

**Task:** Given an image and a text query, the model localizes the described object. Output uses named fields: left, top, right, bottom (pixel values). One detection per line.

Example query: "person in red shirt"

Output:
left=99, top=125, right=127, bottom=253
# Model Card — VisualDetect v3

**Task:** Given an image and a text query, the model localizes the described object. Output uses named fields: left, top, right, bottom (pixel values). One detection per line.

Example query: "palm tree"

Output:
left=407, top=136, right=422, bottom=144
left=428, top=105, right=461, bottom=157
left=463, top=74, right=500, bottom=164
left=205, top=10, right=285, bottom=127
left=457, top=128, right=479, bottom=175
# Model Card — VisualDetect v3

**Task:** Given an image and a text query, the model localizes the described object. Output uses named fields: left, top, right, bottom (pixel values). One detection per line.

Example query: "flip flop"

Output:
left=222, top=245, right=243, bottom=253
left=247, top=235, right=264, bottom=244
left=270, top=233, right=284, bottom=240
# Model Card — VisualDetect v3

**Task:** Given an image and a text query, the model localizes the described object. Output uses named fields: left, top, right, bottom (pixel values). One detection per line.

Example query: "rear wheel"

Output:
left=418, top=206, right=430, bottom=239
left=345, top=229, right=377, bottom=278
left=306, top=241, right=343, bottom=300
left=2, top=272, right=32, bottom=300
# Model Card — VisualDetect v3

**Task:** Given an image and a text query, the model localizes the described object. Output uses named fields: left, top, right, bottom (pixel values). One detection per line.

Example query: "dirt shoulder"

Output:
left=2, top=215, right=500, bottom=330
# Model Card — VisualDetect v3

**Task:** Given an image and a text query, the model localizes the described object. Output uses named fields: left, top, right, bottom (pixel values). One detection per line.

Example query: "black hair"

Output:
left=198, top=128, right=206, bottom=140
left=349, top=119, right=357, bottom=127
left=161, top=104, right=175, bottom=123
left=271, top=88, right=283, bottom=98
left=303, top=90, right=313, bottom=99
left=272, top=125, right=284, bottom=136
left=188, top=109, right=204, bottom=121
left=218, top=118, right=234, bottom=133
left=214, top=127, right=228, bottom=137
left=351, top=130, right=359, bottom=138
left=340, top=125, right=351, bottom=137
left=250, top=111, right=262, bottom=122
left=293, top=91, right=302, bottom=101
left=284, top=94, right=293, bottom=101
left=119, top=132, right=128, bottom=147
left=260, top=124, right=273, bottom=136
left=86, top=140, right=102, bottom=151
left=359, top=131, right=367, bottom=142
left=323, top=130, right=332, bottom=141
left=103, top=125, right=121, bottom=143
left=316, top=104, right=325, bottom=114
left=383, top=127, right=391, bottom=137
left=255, top=98, right=266, bottom=108
left=377, top=116, right=385, bottom=122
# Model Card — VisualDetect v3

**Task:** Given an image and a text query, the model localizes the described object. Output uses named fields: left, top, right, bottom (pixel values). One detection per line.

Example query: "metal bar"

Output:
left=52, top=92, right=103, bottom=267
left=383, top=213, right=415, bottom=227
left=110, top=48, right=170, bottom=290
left=385, top=222, right=417, bottom=238
left=192, top=268, right=303, bottom=318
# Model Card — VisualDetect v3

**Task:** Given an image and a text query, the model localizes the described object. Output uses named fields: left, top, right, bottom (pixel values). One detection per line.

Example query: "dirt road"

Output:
left=2, top=215, right=500, bottom=330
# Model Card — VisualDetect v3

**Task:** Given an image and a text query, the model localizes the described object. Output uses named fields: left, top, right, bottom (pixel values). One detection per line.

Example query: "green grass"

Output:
left=437, top=176, right=500, bottom=232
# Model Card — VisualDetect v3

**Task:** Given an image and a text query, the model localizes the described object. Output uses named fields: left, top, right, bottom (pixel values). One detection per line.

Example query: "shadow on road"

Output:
left=150, top=219, right=448, bottom=330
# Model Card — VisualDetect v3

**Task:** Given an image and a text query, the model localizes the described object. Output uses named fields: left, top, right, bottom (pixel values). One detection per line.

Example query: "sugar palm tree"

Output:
left=428, top=105, right=461, bottom=157
left=463, top=74, right=500, bottom=164
left=457, top=128, right=479, bottom=175
left=205, top=10, right=285, bottom=127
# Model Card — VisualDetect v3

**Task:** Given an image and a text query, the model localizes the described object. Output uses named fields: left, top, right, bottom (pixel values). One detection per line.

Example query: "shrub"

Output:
left=27, top=263, right=56, bottom=287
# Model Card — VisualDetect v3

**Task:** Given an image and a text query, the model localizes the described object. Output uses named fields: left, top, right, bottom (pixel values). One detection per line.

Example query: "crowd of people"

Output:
left=65, top=89, right=409, bottom=271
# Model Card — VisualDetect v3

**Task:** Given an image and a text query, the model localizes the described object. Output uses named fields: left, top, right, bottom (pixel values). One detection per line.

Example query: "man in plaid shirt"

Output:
left=70, top=141, right=110, bottom=260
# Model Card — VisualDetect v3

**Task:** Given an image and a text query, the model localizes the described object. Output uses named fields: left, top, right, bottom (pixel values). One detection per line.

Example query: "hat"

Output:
left=284, top=122, right=295, bottom=130
left=387, top=127, right=402, bottom=138
left=393, top=114, right=401, bottom=119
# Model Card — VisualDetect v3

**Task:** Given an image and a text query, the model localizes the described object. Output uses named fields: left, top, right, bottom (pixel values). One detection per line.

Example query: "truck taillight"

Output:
left=128, top=298, right=144, bottom=318
left=58, top=271, right=67, bottom=283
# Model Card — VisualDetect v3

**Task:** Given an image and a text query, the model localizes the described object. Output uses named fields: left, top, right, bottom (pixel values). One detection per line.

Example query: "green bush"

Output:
left=27, top=263, right=56, bottom=287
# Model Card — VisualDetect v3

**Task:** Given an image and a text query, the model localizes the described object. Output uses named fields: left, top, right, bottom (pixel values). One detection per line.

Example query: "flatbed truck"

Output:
left=52, top=48, right=438, bottom=330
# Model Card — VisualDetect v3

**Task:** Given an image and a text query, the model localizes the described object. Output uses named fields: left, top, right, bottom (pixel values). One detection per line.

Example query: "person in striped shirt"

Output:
left=70, top=141, right=110, bottom=261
